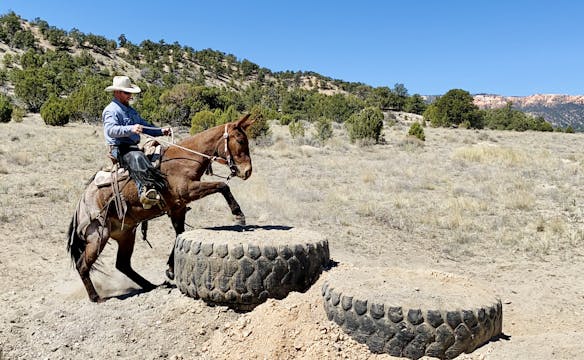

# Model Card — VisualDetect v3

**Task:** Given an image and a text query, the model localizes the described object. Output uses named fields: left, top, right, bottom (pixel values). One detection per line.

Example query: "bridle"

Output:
left=143, top=124, right=239, bottom=180
left=220, top=124, right=238, bottom=178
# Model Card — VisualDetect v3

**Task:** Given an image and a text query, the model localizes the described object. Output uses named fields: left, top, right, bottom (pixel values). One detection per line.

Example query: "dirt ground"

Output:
left=1, top=114, right=584, bottom=359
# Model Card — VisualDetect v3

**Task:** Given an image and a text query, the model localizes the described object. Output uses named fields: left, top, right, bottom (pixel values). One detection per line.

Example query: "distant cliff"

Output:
left=473, top=94, right=584, bottom=130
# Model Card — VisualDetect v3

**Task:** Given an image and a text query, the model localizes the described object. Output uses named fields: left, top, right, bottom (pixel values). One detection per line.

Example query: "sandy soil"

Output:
left=1, top=115, right=584, bottom=359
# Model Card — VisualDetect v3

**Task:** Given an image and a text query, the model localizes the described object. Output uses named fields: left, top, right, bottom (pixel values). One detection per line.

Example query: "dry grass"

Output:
left=1, top=116, right=581, bottom=261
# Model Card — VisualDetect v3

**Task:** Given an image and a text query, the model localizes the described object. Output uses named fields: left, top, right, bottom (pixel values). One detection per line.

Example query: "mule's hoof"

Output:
left=90, top=296, right=105, bottom=303
left=234, top=215, right=246, bottom=226
left=166, top=268, right=175, bottom=280
left=143, top=282, right=157, bottom=291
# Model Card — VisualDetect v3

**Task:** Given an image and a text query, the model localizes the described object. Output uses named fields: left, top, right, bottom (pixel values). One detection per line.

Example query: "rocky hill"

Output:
left=0, top=12, right=353, bottom=99
left=473, top=94, right=584, bottom=130
left=1, top=11, right=583, bottom=130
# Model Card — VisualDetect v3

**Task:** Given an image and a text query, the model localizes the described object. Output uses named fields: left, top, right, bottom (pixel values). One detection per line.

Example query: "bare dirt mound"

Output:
left=204, top=270, right=393, bottom=360
left=204, top=264, right=503, bottom=360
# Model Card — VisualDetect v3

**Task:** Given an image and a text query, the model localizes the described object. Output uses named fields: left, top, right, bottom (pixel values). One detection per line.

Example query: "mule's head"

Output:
left=223, top=114, right=254, bottom=180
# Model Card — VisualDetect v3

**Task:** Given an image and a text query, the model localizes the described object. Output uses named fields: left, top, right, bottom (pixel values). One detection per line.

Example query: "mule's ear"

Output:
left=235, top=113, right=255, bottom=130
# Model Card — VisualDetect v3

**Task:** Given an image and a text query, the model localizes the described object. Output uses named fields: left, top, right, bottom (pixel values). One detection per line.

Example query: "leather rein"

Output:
left=143, top=124, right=237, bottom=181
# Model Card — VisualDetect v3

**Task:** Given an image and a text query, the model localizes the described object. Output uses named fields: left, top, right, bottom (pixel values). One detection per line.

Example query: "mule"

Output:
left=67, top=114, right=254, bottom=302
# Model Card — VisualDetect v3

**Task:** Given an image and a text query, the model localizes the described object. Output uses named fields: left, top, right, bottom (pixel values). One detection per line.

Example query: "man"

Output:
left=102, top=75, right=171, bottom=209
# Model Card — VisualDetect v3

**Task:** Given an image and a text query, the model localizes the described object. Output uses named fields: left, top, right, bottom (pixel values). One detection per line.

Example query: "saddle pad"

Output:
left=94, top=168, right=130, bottom=187
left=142, top=140, right=163, bottom=168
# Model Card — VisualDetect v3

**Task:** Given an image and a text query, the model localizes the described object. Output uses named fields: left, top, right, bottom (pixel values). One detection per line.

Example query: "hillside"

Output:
left=1, top=11, right=583, bottom=130
left=474, top=94, right=584, bottom=130
left=0, top=12, right=354, bottom=98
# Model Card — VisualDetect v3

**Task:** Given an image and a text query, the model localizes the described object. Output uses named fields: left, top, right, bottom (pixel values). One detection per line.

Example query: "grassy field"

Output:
left=1, top=114, right=583, bottom=359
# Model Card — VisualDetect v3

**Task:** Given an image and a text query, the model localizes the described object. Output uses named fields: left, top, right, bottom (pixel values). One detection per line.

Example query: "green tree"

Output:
left=46, top=27, right=71, bottom=49
left=40, top=95, right=69, bottom=126
left=160, top=84, right=221, bottom=127
left=0, top=12, right=36, bottom=50
left=135, top=83, right=165, bottom=124
left=281, top=88, right=312, bottom=120
left=10, top=68, right=52, bottom=111
left=246, top=105, right=271, bottom=139
left=314, top=116, right=333, bottom=143
left=118, top=33, right=128, bottom=47
left=345, top=106, right=384, bottom=143
left=318, top=93, right=363, bottom=123
left=483, top=102, right=554, bottom=132
left=424, top=89, right=483, bottom=129
left=218, top=105, right=240, bottom=125
left=533, top=116, right=554, bottom=132
left=0, top=94, right=13, bottom=123
left=387, top=83, right=409, bottom=111
left=67, top=76, right=110, bottom=123
left=404, top=94, right=427, bottom=115
left=190, top=109, right=218, bottom=135
left=366, top=86, right=392, bottom=109
left=241, top=59, right=259, bottom=77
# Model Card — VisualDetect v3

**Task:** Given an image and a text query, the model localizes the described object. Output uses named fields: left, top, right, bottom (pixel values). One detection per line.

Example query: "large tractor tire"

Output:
left=322, top=266, right=502, bottom=359
left=174, top=226, right=330, bottom=310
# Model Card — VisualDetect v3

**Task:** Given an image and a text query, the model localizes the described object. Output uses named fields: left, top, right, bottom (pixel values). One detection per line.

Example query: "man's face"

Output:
left=115, top=90, right=133, bottom=106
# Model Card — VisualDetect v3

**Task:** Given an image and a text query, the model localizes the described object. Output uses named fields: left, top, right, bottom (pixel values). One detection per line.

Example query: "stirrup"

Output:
left=140, top=189, right=160, bottom=209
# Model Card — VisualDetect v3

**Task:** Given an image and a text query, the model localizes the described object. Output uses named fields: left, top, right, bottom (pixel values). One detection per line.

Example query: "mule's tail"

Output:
left=66, top=202, right=84, bottom=267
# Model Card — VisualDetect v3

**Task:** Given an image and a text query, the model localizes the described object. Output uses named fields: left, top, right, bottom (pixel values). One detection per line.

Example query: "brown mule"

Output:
left=67, top=114, right=254, bottom=302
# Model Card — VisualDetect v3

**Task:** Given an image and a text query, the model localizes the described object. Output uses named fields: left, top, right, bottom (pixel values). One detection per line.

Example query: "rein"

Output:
left=142, top=124, right=236, bottom=181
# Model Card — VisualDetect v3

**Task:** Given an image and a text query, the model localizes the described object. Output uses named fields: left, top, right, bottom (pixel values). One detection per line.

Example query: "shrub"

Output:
left=0, top=95, right=13, bottom=123
left=190, top=110, right=218, bottom=135
left=408, top=122, right=425, bottom=141
left=345, top=106, right=384, bottom=144
left=40, top=95, right=69, bottom=126
left=288, top=120, right=305, bottom=139
left=67, top=76, right=111, bottom=123
left=424, top=89, right=483, bottom=129
left=246, top=105, right=271, bottom=139
left=279, top=113, right=294, bottom=126
left=565, top=126, right=575, bottom=133
left=218, top=105, right=240, bottom=125
left=11, top=106, right=25, bottom=123
left=314, top=116, right=333, bottom=143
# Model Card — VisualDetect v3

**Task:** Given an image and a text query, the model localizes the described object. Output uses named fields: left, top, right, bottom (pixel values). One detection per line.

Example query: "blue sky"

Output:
left=1, top=0, right=583, bottom=96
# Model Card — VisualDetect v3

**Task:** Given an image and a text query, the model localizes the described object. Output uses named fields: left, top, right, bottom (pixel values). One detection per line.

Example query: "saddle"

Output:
left=93, top=140, right=165, bottom=219
left=95, top=140, right=164, bottom=188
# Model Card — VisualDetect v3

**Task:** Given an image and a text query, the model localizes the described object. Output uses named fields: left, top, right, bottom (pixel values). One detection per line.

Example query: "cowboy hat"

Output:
left=105, top=76, right=141, bottom=93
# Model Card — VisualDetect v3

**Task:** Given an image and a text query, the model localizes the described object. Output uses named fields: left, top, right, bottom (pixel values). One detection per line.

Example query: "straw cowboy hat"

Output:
left=105, top=76, right=141, bottom=93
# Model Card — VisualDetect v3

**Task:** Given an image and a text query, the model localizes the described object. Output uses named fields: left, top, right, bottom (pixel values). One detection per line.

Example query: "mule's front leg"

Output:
left=219, top=183, right=246, bottom=226
left=188, top=181, right=246, bottom=225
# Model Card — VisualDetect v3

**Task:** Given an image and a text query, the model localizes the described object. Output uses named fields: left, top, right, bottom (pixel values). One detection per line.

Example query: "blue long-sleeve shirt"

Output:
left=102, top=98, right=163, bottom=145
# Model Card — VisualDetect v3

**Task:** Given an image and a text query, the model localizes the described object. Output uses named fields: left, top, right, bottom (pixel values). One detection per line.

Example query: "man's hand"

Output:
left=131, top=124, right=143, bottom=134
left=162, top=127, right=172, bottom=136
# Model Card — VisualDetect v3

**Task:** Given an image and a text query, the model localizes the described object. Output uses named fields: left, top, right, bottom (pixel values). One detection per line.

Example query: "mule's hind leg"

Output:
left=115, top=231, right=156, bottom=291
left=77, top=221, right=109, bottom=302
left=165, top=207, right=188, bottom=280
